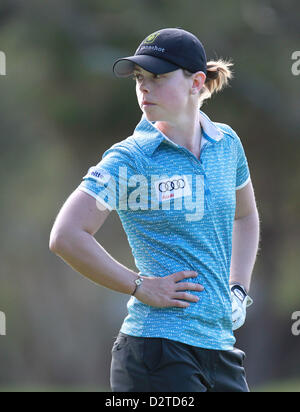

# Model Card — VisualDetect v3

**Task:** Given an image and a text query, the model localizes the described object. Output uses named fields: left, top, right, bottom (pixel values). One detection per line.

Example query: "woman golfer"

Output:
left=50, top=28, right=260, bottom=392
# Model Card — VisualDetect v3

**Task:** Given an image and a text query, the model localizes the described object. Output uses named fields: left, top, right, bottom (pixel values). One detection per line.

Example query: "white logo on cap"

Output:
left=140, top=45, right=166, bottom=53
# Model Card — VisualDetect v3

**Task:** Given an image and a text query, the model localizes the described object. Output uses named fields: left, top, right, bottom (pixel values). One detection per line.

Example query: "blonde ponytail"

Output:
left=200, top=59, right=234, bottom=105
left=183, top=59, right=234, bottom=107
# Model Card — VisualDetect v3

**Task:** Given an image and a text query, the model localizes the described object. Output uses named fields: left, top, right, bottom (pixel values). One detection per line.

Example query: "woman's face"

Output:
left=134, top=66, right=197, bottom=124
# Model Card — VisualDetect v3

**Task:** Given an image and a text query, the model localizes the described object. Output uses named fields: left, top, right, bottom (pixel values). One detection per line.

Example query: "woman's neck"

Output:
left=155, top=110, right=202, bottom=159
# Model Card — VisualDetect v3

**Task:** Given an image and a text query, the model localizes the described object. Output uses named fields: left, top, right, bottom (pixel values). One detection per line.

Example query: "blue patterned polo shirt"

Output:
left=78, top=110, right=251, bottom=350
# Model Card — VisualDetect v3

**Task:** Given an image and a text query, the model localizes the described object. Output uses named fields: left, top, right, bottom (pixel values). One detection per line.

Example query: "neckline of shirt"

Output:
left=132, top=110, right=224, bottom=158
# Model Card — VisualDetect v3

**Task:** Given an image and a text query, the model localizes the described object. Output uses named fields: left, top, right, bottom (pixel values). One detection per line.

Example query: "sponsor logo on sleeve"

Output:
left=84, top=167, right=111, bottom=184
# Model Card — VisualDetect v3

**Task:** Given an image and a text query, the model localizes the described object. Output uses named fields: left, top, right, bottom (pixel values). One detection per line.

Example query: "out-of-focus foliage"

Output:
left=0, top=0, right=299, bottom=391
left=254, top=379, right=300, bottom=393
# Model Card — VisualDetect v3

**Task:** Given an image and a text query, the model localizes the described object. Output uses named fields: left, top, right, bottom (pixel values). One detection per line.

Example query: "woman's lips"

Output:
left=142, top=101, right=156, bottom=106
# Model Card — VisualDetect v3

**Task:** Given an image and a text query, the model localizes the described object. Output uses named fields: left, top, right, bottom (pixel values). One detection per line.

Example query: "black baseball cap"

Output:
left=113, top=28, right=207, bottom=78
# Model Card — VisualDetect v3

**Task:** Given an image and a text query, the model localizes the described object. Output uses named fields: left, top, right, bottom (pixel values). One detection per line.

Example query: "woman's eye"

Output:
left=132, top=73, right=162, bottom=81
left=133, top=74, right=143, bottom=81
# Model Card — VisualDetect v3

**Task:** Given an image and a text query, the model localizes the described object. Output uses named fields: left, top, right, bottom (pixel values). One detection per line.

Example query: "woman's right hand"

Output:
left=134, top=270, right=204, bottom=308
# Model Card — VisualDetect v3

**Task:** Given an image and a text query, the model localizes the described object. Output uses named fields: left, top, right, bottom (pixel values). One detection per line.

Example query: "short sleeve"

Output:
left=77, top=145, right=138, bottom=211
left=234, top=131, right=251, bottom=190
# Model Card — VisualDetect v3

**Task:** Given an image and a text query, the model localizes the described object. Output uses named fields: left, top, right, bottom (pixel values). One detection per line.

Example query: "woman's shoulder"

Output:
left=100, top=135, right=143, bottom=173
left=213, top=122, right=240, bottom=140
left=102, top=135, right=137, bottom=159
left=213, top=122, right=248, bottom=151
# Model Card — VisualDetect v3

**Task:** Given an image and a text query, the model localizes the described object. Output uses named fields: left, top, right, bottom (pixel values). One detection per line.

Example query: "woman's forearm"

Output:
left=50, top=230, right=204, bottom=308
left=230, top=211, right=260, bottom=293
left=50, top=230, right=138, bottom=295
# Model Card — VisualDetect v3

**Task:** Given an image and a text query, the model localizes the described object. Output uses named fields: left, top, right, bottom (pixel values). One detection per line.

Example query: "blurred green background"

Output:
left=0, top=0, right=299, bottom=392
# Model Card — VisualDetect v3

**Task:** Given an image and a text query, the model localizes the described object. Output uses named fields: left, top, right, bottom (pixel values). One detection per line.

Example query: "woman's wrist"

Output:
left=131, top=274, right=144, bottom=296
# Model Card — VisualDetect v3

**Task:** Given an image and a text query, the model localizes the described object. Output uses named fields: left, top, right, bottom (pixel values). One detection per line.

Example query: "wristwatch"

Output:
left=132, top=275, right=144, bottom=296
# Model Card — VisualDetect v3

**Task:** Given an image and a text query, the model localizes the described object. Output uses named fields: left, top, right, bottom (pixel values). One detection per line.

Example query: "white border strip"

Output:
left=236, top=175, right=251, bottom=191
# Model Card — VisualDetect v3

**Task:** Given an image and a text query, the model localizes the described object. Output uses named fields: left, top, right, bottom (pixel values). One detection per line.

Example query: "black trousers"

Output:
left=110, top=332, right=249, bottom=392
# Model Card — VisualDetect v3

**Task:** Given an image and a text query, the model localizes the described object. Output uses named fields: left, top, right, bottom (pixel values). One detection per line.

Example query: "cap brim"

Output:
left=113, top=55, right=179, bottom=78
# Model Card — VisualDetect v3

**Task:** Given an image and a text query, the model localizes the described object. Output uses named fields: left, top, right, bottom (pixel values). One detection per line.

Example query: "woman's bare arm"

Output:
left=49, top=189, right=203, bottom=306
left=230, top=180, right=260, bottom=293
left=49, top=189, right=139, bottom=294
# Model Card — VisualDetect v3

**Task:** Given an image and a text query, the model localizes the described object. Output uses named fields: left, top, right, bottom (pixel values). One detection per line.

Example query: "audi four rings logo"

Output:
left=159, top=178, right=185, bottom=193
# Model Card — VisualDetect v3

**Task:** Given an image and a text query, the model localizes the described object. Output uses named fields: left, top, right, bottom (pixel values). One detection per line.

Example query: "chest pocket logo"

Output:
left=154, top=175, right=192, bottom=203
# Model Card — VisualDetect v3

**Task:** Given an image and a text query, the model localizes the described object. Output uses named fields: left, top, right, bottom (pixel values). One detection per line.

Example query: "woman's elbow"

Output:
left=49, top=229, right=69, bottom=254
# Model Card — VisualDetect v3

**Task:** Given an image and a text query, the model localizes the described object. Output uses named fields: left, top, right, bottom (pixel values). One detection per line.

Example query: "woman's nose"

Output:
left=138, top=80, right=150, bottom=93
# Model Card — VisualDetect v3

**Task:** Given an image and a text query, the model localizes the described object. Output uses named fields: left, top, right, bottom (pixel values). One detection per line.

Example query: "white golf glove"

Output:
left=231, top=284, right=253, bottom=331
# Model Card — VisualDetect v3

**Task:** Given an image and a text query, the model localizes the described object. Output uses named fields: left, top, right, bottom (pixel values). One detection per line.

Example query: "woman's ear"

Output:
left=191, top=71, right=206, bottom=95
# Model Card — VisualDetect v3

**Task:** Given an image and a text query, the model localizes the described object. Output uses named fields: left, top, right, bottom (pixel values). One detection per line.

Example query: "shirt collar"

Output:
left=133, top=110, right=224, bottom=158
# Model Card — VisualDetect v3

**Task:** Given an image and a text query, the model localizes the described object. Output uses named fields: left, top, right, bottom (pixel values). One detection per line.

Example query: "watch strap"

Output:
left=132, top=275, right=143, bottom=296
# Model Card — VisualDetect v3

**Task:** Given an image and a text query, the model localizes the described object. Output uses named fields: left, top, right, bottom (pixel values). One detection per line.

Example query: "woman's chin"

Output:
left=144, top=113, right=157, bottom=122
left=142, top=109, right=161, bottom=123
